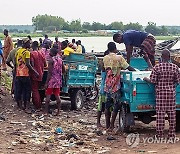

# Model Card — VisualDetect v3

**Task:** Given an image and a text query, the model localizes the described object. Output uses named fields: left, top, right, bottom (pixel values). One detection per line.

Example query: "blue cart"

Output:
left=40, top=53, right=98, bottom=110
left=119, top=58, right=180, bottom=132
left=62, top=53, right=98, bottom=109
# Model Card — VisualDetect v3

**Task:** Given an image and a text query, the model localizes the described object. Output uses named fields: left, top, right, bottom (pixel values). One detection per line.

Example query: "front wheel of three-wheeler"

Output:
left=87, top=85, right=99, bottom=101
left=119, top=104, right=130, bottom=133
left=70, top=89, right=84, bottom=110
left=176, top=111, right=180, bottom=132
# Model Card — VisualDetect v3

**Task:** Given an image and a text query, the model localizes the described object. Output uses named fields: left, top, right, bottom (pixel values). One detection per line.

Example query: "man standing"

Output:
left=6, top=40, right=23, bottom=98
left=103, top=42, right=135, bottom=130
left=61, top=41, right=74, bottom=57
left=2, top=29, right=13, bottom=70
left=30, top=41, right=46, bottom=109
left=15, top=38, right=39, bottom=111
left=75, top=41, right=82, bottom=54
left=144, top=49, right=180, bottom=138
left=54, top=37, right=61, bottom=51
left=72, top=38, right=77, bottom=49
left=45, top=47, right=65, bottom=115
left=78, top=40, right=86, bottom=53
left=113, top=30, right=156, bottom=68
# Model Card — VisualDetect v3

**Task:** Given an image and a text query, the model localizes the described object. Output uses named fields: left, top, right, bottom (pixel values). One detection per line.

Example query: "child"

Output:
left=45, top=47, right=65, bottom=115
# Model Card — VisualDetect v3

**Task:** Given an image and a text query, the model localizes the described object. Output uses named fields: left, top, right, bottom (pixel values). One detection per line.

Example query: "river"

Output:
left=7, top=36, right=180, bottom=52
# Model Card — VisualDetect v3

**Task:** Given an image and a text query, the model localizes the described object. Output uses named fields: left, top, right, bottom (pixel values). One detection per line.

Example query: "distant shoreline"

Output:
left=0, top=33, right=178, bottom=40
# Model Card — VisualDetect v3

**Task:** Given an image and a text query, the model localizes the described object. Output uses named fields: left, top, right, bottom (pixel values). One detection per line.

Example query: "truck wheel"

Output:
left=119, top=104, right=130, bottom=133
left=176, top=111, right=180, bottom=132
left=88, top=85, right=99, bottom=101
left=70, top=89, right=84, bottom=110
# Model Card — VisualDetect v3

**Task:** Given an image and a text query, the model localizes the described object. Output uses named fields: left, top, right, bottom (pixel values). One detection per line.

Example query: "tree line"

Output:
left=32, top=15, right=180, bottom=36
left=2, top=14, right=179, bottom=36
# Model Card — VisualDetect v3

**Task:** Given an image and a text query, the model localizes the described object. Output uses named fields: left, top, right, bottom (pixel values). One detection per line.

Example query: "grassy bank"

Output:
left=0, top=32, right=112, bottom=39
left=0, top=32, right=179, bottom=40
left=155, top=36, right=179, bottom=40
left=1, top=72, right=12, bottom=92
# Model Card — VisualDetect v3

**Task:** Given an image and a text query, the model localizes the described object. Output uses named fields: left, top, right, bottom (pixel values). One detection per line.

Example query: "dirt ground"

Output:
left=0, top=94, right=180, bottom=154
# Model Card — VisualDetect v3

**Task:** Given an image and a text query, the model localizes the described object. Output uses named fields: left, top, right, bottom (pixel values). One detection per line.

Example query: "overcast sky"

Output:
left=0, top=0, right=180, bottom=26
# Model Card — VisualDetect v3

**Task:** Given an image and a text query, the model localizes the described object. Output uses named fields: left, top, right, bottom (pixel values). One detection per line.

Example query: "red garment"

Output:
left=30, top=50, right=45, bottom=81
left=150, top=62, right=180, bottom=111
left=104, top=69, right=121, bottom=94
left=46, top=88, right=60, bottom=96
left=31, top=80, right=41, bottom=109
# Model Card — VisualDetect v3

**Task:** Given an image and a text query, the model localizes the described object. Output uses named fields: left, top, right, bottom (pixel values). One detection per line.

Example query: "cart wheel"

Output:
left=176, top=111, right=180, bottom=132
left=50, top=94, right=56, bottom=101
left=88, top=85, right=99, bottom=101
left=119, top=104, right=130, bottom=132
left=70, top=89, right=84, bottom=110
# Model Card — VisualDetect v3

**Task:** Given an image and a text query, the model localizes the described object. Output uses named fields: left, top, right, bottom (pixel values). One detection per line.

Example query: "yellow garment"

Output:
left=103, top=53, right=129, bottom=75
left=76, top=45, right=82, bottom=54
left=64, top=47, right=74, bottom=56
left=16, top=48, right=30, bottom=76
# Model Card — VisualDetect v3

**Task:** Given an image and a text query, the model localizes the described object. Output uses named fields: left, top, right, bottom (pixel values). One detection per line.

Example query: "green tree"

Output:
left=169, top=28, right=180, bottom=35
left=124, top=22, right=143, bottom=31
left=32, top=14, right=66, bottom=32
left=24, top=29, right=31, bottom=34
left=69, top=19, right=82, bottom=32
left=91, top=22, right=104, bottom=31
left=109, top=21, right=124, bottom=30
left=62, top=22, right=71, bottom=31
left=145, top=22, right=160, bottom=35
left=82, top=22, right=92, bottom=30
left=9, top=29, right=19, bottom=33
left=159, top=26, right=168, bottom=36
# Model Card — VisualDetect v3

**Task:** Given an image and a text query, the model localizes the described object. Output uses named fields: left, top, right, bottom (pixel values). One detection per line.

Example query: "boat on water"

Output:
left=155, top=37, right=179, bottom=51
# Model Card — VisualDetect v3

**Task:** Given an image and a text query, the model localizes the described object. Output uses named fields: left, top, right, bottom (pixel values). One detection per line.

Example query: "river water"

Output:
left=7, top=36, right=180, bottom=52
left=43, top=37, right=180, bottom=52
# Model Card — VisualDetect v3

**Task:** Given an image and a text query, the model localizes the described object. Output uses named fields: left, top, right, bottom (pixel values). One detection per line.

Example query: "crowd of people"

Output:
left=0, top=29, right=180, bottom=140
left=0, top=29, right=86, bottom=115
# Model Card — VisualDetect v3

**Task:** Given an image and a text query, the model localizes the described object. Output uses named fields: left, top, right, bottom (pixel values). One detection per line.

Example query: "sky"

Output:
left=0, top=0, right=180, bottom=26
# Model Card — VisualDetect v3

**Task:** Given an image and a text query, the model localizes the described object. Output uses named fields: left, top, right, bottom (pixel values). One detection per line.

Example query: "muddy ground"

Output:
left=0, top=93, right=180, bottom=154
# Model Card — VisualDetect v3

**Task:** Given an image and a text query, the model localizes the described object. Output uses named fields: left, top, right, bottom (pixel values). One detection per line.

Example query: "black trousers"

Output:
left=16, top=76, right=31, bottom=102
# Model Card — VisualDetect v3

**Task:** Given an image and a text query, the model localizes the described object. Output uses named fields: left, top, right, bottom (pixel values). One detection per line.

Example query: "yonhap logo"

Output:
left=126, top=133, right=180, bottom=148
left=126, top=133, right=140, bottom=148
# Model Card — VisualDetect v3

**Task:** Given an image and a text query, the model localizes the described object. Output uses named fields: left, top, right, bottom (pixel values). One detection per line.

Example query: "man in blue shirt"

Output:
left=113, top=30, right=156, bottom=68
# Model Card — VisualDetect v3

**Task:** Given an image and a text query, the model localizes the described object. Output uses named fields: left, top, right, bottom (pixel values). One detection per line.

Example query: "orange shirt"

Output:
left=4, top=35, right=13, bottom=55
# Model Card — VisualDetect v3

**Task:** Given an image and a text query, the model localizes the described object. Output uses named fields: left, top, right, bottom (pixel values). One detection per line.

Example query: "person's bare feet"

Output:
left=97, top=123, right=104, bottom=128
left=106, top=126, right=114, bottom=132
left=24, top=108, right=32, bottom=114
left=54, top=111, right=60, bottom=116
left=115, top=128, right=121, bottom=135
